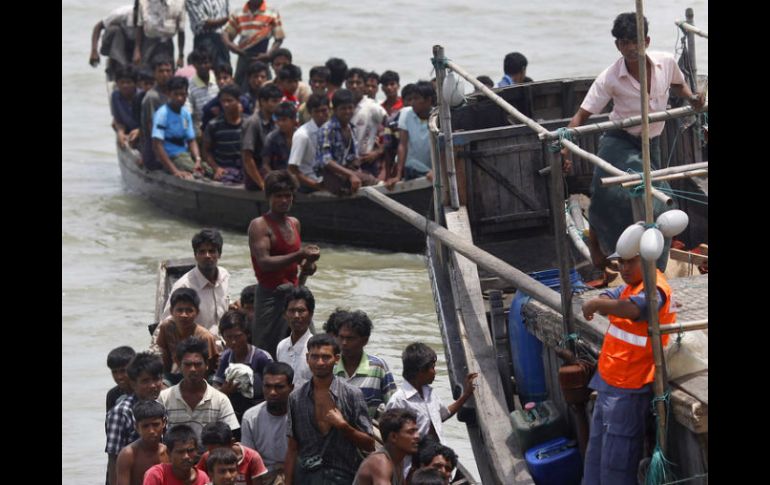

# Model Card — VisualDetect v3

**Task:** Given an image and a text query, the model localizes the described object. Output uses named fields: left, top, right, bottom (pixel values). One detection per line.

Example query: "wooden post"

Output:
left=601, top=162, right=708, bottom=186
left=685, top=8, right=698, bottom=94
left=548, top=149, right=575, bottom=346
left=434, top=45, right=460, bottom=210
left=635, top=0, right=669, bottom=457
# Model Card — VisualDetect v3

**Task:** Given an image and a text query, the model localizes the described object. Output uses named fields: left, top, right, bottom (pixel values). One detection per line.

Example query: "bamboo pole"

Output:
left=601, top=162, right=707, bottom=186
left=434, top=45, right=461, bottom=210
left=655, top=320, right=708, bottom=335
left=359, top=186, right=564, bottom=313
left=620, top=169, right=707, bottom=187
left=560, top=138, right=673, bottom=205
left=676, top=19, right=708, bottom=39
left=635, top=0, right=669, bottom=457
left=539, top=104, right=707, bottom=141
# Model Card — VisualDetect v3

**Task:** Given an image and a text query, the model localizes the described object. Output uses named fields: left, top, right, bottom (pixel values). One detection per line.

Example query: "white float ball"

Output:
left=443, top=71, right=465, bottom=107
left=640, top=227, right=665, bottom=261
left=616, top=222, right=645, bottom=258
left=656, top=210, right=689, bottom=238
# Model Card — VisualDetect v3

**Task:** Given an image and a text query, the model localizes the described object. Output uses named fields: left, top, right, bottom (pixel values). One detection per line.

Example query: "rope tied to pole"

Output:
left=431, top=56, right=449, bottom=70
left=559, top=332, right=580, bottom=348
left=675, top=321, right=684, bottom=347
left=548, top=127, right=574, bottom=153
left=646, top=390, right=673, bottom=485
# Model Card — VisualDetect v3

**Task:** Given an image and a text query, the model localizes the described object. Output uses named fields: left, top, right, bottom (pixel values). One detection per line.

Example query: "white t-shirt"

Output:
left=352, top=97, right=386, bottom=155
left=275, top=329, right=313, bottom=389
left=288, top=120, right=322, bottom=182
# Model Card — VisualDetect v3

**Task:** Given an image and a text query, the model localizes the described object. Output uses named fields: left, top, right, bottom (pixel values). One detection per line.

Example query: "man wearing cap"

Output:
left=581, top=252, right=676, bottom=485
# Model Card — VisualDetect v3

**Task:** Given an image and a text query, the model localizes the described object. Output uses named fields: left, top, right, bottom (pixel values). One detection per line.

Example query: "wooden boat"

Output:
left=417, top=40, right=708, bottom=484
left=117, top=146, right=433, bottom=252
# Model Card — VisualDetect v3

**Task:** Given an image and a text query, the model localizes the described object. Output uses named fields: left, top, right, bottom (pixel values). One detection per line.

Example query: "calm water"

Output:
left=62, top=1, right=707, bottom=482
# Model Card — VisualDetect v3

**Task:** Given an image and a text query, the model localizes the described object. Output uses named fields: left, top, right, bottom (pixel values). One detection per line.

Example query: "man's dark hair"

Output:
left=324, top=309, right=372, bottom=338
left=413, top=80, right=436, bottom=105
left=192, top=228, right=223, bottom=254
left=247, top=60, right=269, bottom=77
left=410, top=468, right=445, bottom=485
left=380, top=70, right=400, bottom=85
left=200, top=421, right=233, bottom=446
left=278, top=64, right=302, bottom=82
left=218, top=309, right=249, bottom=337
left=240, top=284, right=257, bottom=306
left=206, top=447, right=238, bottom=472
left=346, top=67, right=367, bottom=82
left=164, top=424, right=199, bottom=452
left=270, top=47, right=293, bottom=63
left=418, top=440, right=458, bottom=469
left=138, top=68, right=155, bottom=82
left=332, top=89, right=355, bottom=109
left=283, top=285, right=316, bottom=314
left=309, top=65, right=331, bottom=81
left=114, top=65, right=138, bottom=82
left=612, top=12, right=648, bottom=40
left=167, top=76, right=189, bottom=92
left=365, top=71, right=380, bottom=83
left=379, top=409, right=417, bottom=443
left=325, top=57, right=348, bottom=86
left=274, top=101, right=297, bottom=120
left=476, top=75, right=494, bottom=88
left=219, top=84, right=242, bottom=100
left=107, top=346, right=136, bottom=369
left=401, top=83, right=418, bottom=99
left=170, top=287, right=200, bottom=311
left=152, top=57, right=173, bottom=71
left=264, top=169, right=299, bottom=197
left=503, top=52, right=528, bottom=76
left=175, top=336, right=209, bottom=363
left=132, top=399, right=166, bottom=422
left=402, top=342, right=437, bottom=381
left=127, top=352, right=163, bottom=381
left=306, top=93, right=328, bottom=112
left=307, top=333, right=340, bottom=354
left=215, top=63, right=234, bottom=76
left=188, top=48, right=212, bottom=66
left=259, top=83, right=284, bottom=101
left=264, top=361, right=295, bottom=384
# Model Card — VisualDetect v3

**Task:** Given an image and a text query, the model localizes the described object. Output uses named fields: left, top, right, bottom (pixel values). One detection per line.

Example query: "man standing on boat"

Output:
left=185, top=0, right=232, bottom=70
left=133, top=0, right=187, bottom=70
left=248, top=170, right=319, bottom=358
left=89, top=4, right=136, bottom=81
left=561, top=12, right=705, bottom=271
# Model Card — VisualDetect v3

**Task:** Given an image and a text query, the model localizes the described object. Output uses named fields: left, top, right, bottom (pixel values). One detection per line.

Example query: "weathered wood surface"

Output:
left=154, top=258, right=195, bottom=322
left=445, top=208, right=534, bottom=485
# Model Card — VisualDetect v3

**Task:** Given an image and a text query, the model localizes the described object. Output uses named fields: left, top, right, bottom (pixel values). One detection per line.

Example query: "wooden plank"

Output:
left=471, top=156, right=540, bottom=210
left=445, top=208, right=534, bottom=485
left=670, top=248, right=708, bottom=265
left=479, top=210, right=550, bottom=224
left=671, top=370, right=708, bottom=405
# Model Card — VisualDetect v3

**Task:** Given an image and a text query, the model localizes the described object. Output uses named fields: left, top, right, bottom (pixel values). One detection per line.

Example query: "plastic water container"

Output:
left=525, top=436, right=582, bottom=485
left=510, top=400, right=569, bottom=452
left=508, top=268, right=586, bottom=405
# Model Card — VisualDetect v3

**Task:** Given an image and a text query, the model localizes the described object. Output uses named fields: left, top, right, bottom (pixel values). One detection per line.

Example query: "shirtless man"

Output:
left=247, top=170, right=319, bottom=358
left=115, top=400, right=168, bottom=485
left=353, top=409, right=420, bottom=485
left=285, top=334, right=374, bottom=485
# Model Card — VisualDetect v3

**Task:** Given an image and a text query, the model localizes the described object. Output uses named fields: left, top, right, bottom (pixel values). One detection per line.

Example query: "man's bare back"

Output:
left=116, top=440, right=169, bottom=485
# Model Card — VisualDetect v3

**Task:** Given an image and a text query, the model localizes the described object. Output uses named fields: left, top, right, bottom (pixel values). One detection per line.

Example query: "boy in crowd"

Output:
left=416, top=441, right=458, bottom=484
left=324, top=57, right=348, bottom=100
left=115, top=400, right=168, bottom=485
left=201, top=64, right=252, bottom=131
left=152, top=75, right=207, bottom=180
left=106, top=346, right=136, bottom=411
left=188, top=49, right=219, bottom=136
left=204, top=448, right=239, bottom=485
left=262, top=101, right=297, bottom=172
left=276, top=64, right=302, bottom=108
left=364, top=71, right=379, bottom=99
left=267, top=48, right=311, bottom=101
left=380, top=82, right=416, bottom=185
left=389, top=81, right=435, bottom=187
left=379, top=70, right=402, bottom=116
left=476, top=75, right=494, bottom=89
left=288, top=93, right=329, bottom=192
left=111, top=66, right=141, bottom=149
left=241, top=84, right=283, bottom=190
left=497, top=51, right=532, bottom=87
left=203, top=85, right=246, bottom=184
left=140, top=58, right=173, bottom=170
left=242, top=61, right=270, bottom=114
left=346, top=68, right=387, bottom=177
left=196, top=422, right=268, bottom=485
left=144, top=425, right=210, bottom=485
left=297, top=65, right=330, bottom=123
left=239, top=284, right=258, bottom=322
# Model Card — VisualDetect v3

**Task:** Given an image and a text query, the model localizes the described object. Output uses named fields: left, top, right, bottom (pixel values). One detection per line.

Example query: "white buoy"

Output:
left=443, top=71, right=465, bottom=107
left=640, top=227, right=665, bottom=261
left=656, top=210, right=689, bottom=237
left=616, top=222, right=645, bottom=258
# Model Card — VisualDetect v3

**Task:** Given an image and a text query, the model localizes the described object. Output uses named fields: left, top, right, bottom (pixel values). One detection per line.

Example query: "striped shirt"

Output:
left=189, top=73, right=219, bottom=131
left=224, top=1, right=284, bottom=52
left=159, top=382, right=240, bottom=439
left=185, top=0, right=230, bottom=35
left=104, top=394, right=138, bottom=455
left=334, top=352, right=397, bottom=418
left=136, top=0, right=186, bottom=39
left=204, top=116, right=243, bottom=169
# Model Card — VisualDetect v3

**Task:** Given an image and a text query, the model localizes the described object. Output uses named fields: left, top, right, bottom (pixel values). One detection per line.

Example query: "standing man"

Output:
left=248, top=170, right=319, bottom=358
left=222, top=0, right=285, bottom=88
left=325, top=309, right=397, bottom=418
left=581, top=252, right=675, bottom=485
left=241, top=362, right=295, bottom=484
left=186, top=0, right=232, bottom=69
left=561, top=12, right=705, bottom=271
left=161, top=229, right=230, bottom=337
left=285, top=334, right=375, bottom=485
left=133, top=0, right=187, bottom=70
left=353, top=409, right=420, bottom=485
left=275, top=286, right=315, bottom=388
left=89, top=4, right=136, bottom=81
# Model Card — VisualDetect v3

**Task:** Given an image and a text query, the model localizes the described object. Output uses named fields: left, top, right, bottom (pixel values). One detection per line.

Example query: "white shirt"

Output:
left=102, top=5, right=136, bottom=41
left=580, top=51, right=686, bottom=137
left=352, top=97, right=386, bottom=155
left=161, top=266, right=230, bottom=337
left=159, top=381, right=239, bottom=439
left=136, top=0, right=186, bottom=39
left=288, top=119, right=322, bottom=182
left=385, top=380, right=449, bottom=442
left=275, top=329, right=313, bottom=388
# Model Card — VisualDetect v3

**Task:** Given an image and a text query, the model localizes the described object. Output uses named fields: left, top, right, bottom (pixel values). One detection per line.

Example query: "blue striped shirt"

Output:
left=334, top=352, right=397, bottom=418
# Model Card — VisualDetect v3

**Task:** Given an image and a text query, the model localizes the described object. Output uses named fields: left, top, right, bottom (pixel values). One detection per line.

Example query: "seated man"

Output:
left=187, top=48, right=220, bottom=137
left=144, top=424, right=209, bottom=485
left=390, top=81, right=435, bottom=186
left=266, top=48, right=311, bottom=101
left=297, top=66, right=330, bottom=124
left=241, top=61, right=270, bottom=114
left=275, top=64, right=303, bottom=108
left=261, top=101, right=298, bottom=172
left=195, top=422, right=268, bottom=485
left=346, top=68, right=387, bottom=177
left=288, top=94, right=329, bottom=193
left=379, top=70, right=402, bottom=117
left=497, top=52, right=533, bottom=88
left=105, top=345, right=136, bottom=412
left=415, top=440, right=458, bottom=485
left=115, top=400, right=168, bottom=485
left=353, top=409, right=420, bottom=485
left=111, top=65, right=141, bottom=149
left=151, top=75, right=207, bottom=179
left=139, top=58, right=173, bottom=170
left=203, top=85, right=246, bottom=184
left=201, top=63, right=253, bottom=131
left=241, top=83, right=283, bottom=191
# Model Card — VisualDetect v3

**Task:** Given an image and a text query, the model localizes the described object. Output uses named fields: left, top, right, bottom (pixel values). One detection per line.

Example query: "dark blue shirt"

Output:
left=111, top=90, right=140, bottom=132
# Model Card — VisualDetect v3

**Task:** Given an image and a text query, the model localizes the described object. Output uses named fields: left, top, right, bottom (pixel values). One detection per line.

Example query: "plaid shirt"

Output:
left=334, top=352, right=397, bottom=418
left=287, top=377, right=372, bottom=475
left=314, top=116, right=357, bottom=174
left=104, top=394, right=139, bottom=455
left=185, top=0, right=230, bottom=35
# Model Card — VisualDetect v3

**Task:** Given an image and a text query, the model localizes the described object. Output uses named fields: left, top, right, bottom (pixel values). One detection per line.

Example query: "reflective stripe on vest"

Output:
left=607, top=323, right=648, bottom=347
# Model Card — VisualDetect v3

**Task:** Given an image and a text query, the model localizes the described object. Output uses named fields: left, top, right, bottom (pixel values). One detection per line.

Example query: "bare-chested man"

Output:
left=285, top=334, right=374, bottom=485
left=353, top=409, right=420, bottom=485
left=115, top=400, right=169, bottom=485
left=247, top=170, right=319, bottom=358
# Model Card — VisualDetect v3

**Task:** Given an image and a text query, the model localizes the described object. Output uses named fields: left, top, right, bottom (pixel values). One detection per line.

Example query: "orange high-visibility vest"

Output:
left=598, top=270, right=675, bottom=389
